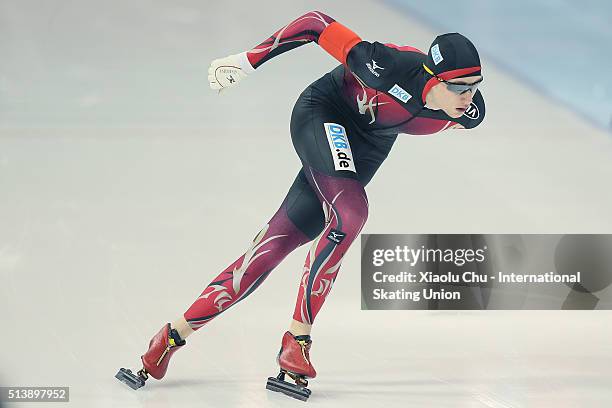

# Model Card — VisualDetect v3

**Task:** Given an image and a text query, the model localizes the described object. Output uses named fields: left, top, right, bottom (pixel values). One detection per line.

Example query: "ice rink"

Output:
left=1, top=1, right=611, bottom=407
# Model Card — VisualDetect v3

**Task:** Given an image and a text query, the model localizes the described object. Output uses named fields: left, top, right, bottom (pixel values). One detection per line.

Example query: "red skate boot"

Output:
left=266, top=331, right=316, bottom=401
left=116, top=323, right=186, bottom=390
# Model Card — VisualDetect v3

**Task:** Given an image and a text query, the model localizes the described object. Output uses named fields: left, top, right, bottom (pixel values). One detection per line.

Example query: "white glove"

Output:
left=208, top=52, right=255, bottom=92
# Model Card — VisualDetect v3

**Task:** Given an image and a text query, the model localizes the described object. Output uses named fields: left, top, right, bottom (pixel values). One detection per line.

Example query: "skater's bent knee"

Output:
left=336, top=200, right=368, bottom=228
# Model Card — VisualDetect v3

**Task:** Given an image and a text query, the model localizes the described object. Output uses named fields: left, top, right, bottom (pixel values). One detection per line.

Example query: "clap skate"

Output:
left=266, top=331, right=316, bottom=401
left=116, top=323, right=186, bottom=390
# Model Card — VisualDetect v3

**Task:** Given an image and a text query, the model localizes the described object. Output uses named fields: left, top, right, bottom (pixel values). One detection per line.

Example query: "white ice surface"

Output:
left=1, top=1, right=611, bottom=407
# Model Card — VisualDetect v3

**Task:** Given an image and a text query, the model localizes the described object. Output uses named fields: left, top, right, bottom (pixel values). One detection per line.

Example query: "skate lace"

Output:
left=156, top=346, right=171, bottom=366
left=155, top=339, right=179, bottom=367
left=297, top=339, right=311, bottom=365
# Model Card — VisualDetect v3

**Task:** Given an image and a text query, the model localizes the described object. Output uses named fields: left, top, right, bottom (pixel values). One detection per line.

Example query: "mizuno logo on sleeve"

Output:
left=366, top=60, right=384, bottom=77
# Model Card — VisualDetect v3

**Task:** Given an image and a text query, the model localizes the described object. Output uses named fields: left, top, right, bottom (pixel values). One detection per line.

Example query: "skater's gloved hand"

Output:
left=208, top=52, right=255, bottom=93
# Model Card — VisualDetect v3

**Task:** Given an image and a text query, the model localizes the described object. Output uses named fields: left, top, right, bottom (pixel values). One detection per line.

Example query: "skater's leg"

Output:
left=293, top=167, right=368, bottom=325
left=288, top=88, right=371, bottom=326
left=182, top=169, right=326, bottom=332
left=183, top=204, right=309, bottom=330
left=288, top=136, right=396, bottom=326
left=173, top=168, right=326, bottom=340
left=280, top=169, right=331, bottom=337
left=269, top=169, right=368, bottom=394
left=117, top=170, right=328, bottom=388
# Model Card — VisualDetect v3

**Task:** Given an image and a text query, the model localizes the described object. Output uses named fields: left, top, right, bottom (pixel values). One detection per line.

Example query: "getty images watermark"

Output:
left=361, top=234, right=612, bottom=310
left=0, top=387, right=69, bottom=403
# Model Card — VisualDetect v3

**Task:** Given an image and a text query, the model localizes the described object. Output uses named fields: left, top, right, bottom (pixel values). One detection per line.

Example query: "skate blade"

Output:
left=266, top=376, right=311, bottom=401
left=115, top=368, right=146, bottom=390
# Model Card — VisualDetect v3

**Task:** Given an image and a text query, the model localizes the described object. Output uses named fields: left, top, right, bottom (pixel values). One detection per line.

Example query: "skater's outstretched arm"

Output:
left=244, top=11, right=360, bottom=69
left=208, top=11, right=362, bottom=91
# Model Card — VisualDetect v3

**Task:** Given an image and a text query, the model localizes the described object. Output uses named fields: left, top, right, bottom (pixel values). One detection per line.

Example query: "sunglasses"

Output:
left=441, top=78, right=482, bottom=95
left=423, top=64, right=483, bottom=95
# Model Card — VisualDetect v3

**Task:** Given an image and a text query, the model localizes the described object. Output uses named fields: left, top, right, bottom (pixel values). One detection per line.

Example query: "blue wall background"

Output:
left=385, top=0, right=612, bottom=132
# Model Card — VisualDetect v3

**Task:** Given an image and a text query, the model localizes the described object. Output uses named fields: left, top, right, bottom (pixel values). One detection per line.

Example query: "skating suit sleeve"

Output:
left=245, top=11, right=362, bottom=69
left=344, top=41, right=402, bottom=92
